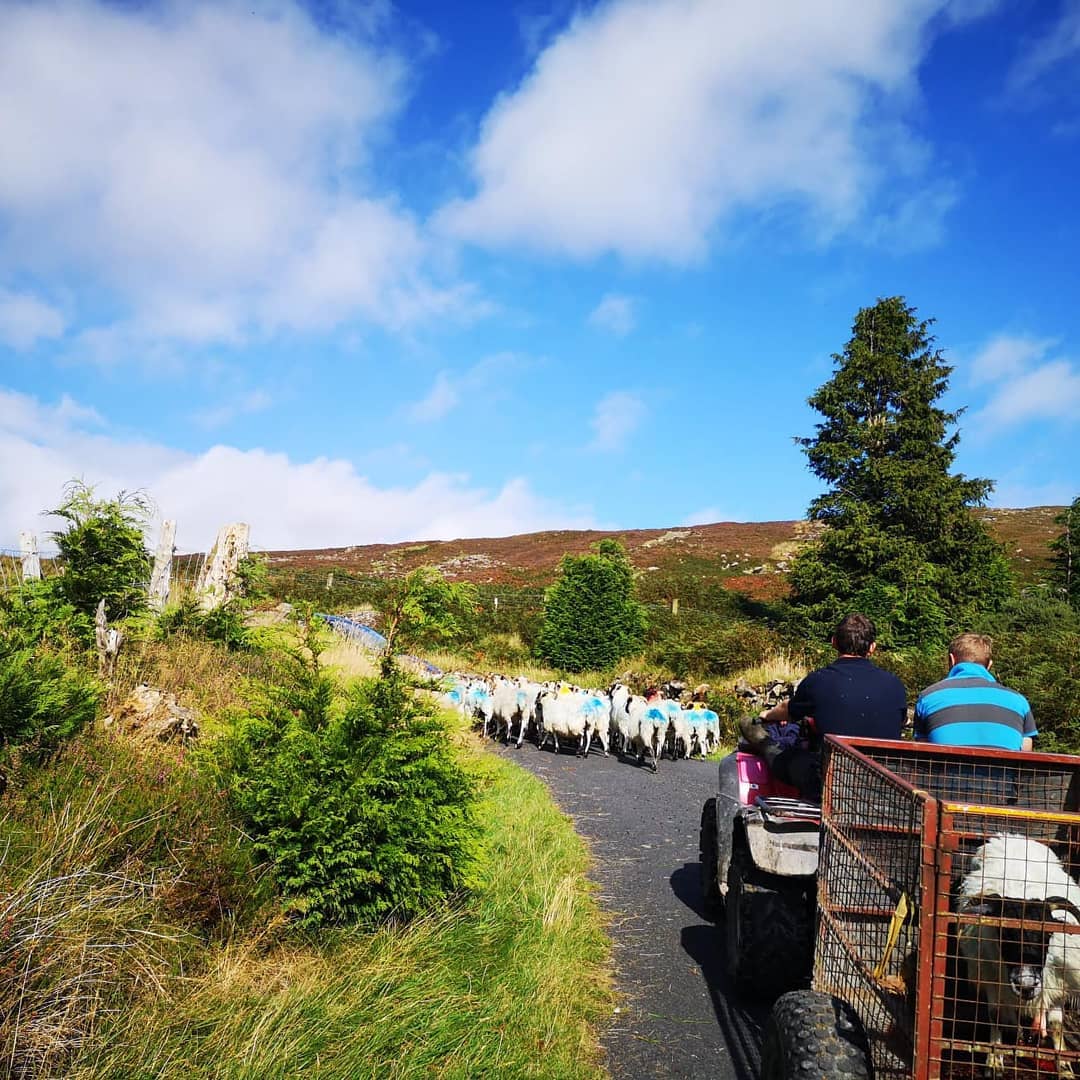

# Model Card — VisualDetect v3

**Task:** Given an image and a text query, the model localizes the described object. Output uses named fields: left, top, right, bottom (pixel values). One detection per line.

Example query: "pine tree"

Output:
left=1050, top=496, right=1080, bottom=610
left=536, top=539, right=646, bottom=672
left=788, top=297, right=1013, bottom=647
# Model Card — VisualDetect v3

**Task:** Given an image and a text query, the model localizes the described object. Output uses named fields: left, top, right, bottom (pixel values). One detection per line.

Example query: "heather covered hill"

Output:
left=262, top=506, right=1064, bottom=598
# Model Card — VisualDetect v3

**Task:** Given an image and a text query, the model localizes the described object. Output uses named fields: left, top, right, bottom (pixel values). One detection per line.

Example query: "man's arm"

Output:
left=1022, top=736, right=1034, bottom=752
left=759, top=698, right=791, bottom=726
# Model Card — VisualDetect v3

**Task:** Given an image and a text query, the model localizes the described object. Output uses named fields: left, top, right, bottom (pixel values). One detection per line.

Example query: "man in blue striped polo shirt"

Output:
left=914, top=633, right=1035, bottom=750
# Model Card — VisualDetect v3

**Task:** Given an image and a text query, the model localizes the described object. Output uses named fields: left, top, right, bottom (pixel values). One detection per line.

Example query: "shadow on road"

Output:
left=670, top=862, right=709, bottom=921
left=672, top=863, right=769, bottom=1080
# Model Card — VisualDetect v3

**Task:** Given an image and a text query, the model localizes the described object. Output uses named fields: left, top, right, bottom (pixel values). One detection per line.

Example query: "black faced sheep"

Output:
left=958, top=833, right=1080, bottom=1075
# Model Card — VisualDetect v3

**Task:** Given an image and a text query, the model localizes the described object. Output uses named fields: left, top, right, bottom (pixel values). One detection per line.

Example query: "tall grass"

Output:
left=65, top=741, right=612, bottom=1079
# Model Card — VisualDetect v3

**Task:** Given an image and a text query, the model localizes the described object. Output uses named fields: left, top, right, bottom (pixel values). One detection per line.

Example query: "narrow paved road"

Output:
left=494, top=742, right=770, bottom=1080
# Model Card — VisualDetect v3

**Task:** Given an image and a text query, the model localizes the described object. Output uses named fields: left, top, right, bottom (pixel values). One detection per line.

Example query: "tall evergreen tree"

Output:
left=1050, top=496, right=1080, bottom=611
left=536, top=539, right=646, bottom=672
left=788, top=297, right=1013, bottom=647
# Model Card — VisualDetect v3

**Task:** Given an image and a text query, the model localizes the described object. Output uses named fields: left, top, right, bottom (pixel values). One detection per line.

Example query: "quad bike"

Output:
left=704, top=734, right=1080, bottom=1080
left=698, top=733, right=821, bottom=999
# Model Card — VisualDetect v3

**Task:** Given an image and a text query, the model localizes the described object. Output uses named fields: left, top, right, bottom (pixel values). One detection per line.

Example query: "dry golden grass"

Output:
left=104, top=636, right=270, bottom=721
left=726, top=649, right=810, bottom=688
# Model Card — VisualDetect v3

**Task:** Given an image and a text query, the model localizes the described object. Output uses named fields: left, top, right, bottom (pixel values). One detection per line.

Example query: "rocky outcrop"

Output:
left=102, top=684, right=200, bottom=744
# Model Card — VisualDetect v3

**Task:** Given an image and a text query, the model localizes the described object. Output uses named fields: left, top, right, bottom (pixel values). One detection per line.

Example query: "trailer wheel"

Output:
left=725, top=843, right=811, bottom=998
left=699, top=798, right=722, bottom=921
left=761, top=990, right=870, bottom=1080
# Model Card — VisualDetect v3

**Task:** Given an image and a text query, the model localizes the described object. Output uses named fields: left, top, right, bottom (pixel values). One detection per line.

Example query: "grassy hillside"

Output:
left=259, top=506, right=1064, bottom=601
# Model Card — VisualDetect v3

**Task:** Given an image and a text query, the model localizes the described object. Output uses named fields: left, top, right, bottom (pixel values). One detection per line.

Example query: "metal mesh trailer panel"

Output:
left=816, top=737, right=1080, bottom=1080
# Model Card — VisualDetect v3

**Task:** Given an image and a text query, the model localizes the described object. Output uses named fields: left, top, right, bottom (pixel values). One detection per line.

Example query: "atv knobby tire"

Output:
left=699, top=798, right=722, bottom=921
left=725, top=842, right=812, bottom=998
left=761, top=990, right=871, bottom=1080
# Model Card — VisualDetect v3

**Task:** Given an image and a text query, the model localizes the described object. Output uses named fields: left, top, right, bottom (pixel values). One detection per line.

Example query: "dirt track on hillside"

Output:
left=493, top=741, right=769, bottom=1080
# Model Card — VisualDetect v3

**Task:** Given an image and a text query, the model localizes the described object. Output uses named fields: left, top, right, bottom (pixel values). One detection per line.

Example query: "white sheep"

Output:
left=536, top=684, right=589, bottom=755
left=464, top=678, right=495, bottom=737
left=608, top=682, right=634, bottom=756
left=624, top=695, right=666, bottom=771
left=664, top=699, right=691, bottom=760
left=490, top=675, right=525, bottom=744
left=958, top=833, right=1080, bottom=1075
left=580, top=690, right=612, bottom=756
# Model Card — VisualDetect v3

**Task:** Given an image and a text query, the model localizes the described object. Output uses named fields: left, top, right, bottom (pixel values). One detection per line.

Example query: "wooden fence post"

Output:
left=196, top=523, right=250, bottom=611
left=19, top=532, right=41, bottom=581
left=148, top=519, right=177, bottom=612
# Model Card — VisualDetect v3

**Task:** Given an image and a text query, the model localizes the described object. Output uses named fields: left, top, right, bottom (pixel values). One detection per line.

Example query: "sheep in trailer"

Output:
left=957, top=833, right=1080, bottom=1075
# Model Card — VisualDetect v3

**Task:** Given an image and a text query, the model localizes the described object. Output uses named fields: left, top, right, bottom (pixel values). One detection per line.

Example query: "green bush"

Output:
left=49, top=481, right=153, bottom=620
left=648, top=611, right=783, bottom=679
left=537, top=540, right=645, bottom=673
left=157, top=597, right=254, bottom=651
left=0, top=577, right=94, bottom=651
left=0, top=637, right=100, bottom=756
left=217, top=657, right=480, bottom=928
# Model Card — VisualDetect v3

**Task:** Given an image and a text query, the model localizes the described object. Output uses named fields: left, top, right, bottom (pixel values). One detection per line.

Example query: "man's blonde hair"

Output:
left=949, top=632, right=993, bottom=666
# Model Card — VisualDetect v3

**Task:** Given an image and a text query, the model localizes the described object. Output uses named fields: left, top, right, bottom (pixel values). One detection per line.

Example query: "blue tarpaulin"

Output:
left=316, top=613, right=389, bottom=652
left=316, top=614, right=443, bottom=677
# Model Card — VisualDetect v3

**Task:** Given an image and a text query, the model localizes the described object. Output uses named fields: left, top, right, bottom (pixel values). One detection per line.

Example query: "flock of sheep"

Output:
left=440, top=674, right=722, bottom=770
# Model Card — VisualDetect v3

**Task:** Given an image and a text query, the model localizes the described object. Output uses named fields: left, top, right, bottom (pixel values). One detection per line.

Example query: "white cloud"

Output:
left=0, top=1, right=467, bottom=349
left=1007, top=5, right=1080, bottom=93
left=192, top=389, right=274, bottom=430
left=588, top=293, right=636, bottom=336
left=967, top=333, right=1058, bottom=385
left=974, top=360, right=1080, bottom=430
left=438, top=0, right=976, bottom=260
left=589, top=390, right=645, bottom=452
left=0, top=290, right=66, bottom=349
left=408, top=372, right=460, bottom=422
left=406, top=352, right=529, bottom=423
left=0, top=387, right=594, bottom=552
left=965, top=331, right=1080, bottom=432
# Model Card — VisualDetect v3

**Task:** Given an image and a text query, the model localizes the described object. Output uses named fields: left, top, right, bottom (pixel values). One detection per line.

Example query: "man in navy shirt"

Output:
left=740, top=613, right=907, bottom=799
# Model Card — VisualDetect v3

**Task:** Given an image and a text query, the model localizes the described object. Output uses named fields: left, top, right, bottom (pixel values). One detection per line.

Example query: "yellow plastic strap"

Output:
left=873, top=892, right=910, bottom=982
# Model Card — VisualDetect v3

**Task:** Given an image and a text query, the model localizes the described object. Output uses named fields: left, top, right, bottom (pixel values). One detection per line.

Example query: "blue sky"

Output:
left=1, top=0, right=1078, bottom=554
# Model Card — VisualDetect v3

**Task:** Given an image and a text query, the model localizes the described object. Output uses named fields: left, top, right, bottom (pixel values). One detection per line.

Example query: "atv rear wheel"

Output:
left=699, top=798, right=722, bottom=921
left=725, top=842, right=812, bottom=998
left=760, top=990, right=870, bottom=1080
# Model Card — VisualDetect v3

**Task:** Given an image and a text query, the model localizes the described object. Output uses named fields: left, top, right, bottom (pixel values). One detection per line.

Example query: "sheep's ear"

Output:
left=961, top=894, right=1002, bottom=917
left=1046, top=897, right=1080, bottom=923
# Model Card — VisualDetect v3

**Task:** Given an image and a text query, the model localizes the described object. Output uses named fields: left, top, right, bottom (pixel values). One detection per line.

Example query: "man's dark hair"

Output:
left=833, top=613, right=876, bottom=657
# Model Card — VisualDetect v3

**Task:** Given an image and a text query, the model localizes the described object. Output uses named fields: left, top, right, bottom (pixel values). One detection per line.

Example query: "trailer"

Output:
left=760, top=736, right=1080, bottom=1080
